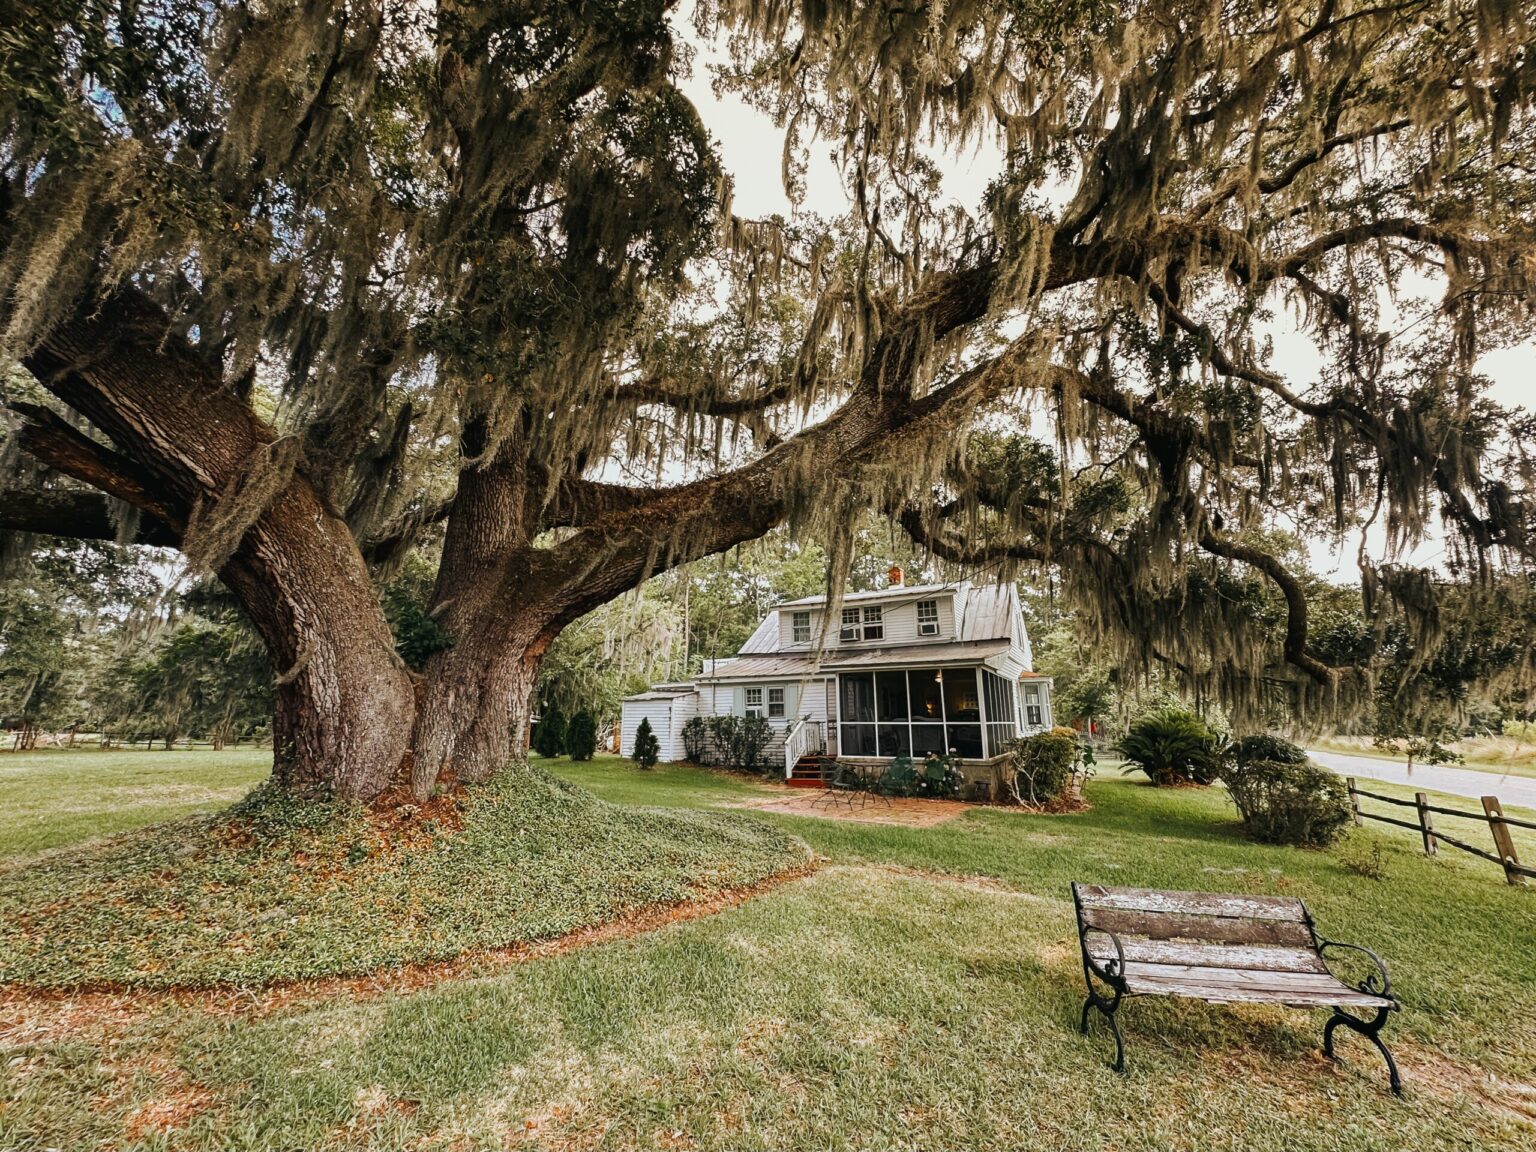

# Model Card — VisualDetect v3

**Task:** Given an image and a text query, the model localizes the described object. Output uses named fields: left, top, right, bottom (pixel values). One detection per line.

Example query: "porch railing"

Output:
left=784, top=717, right=825, bottom=778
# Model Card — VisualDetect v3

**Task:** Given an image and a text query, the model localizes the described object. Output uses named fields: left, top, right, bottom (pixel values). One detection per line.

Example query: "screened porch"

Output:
left=835, top=667, right=1021, bottom=760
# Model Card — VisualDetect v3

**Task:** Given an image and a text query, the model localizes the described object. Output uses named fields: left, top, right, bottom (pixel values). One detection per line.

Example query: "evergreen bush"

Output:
left=632, top=716, right=660, bottom=769
left=564, top=711, right=598, bottom=761
left=532, top=709, right=566, bottom=758
left=1006, top=726, right=1093, bottom=806
left=704, top=715, right=774, bottom=773
left=681, top=716, right=711, bottom=764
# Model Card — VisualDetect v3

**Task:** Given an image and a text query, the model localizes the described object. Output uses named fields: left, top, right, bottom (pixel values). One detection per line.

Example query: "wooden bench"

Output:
left=1072, top=883, right=1401, bottom=1093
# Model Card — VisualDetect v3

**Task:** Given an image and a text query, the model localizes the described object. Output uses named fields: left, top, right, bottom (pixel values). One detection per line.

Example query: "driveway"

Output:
left=1309, top=749, right=1536, bottom=811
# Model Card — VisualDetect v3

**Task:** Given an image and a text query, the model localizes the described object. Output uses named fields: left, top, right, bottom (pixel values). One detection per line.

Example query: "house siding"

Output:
left=774, top=593, right=957, bottom=651
left=621, top=697, right=687, bottom=762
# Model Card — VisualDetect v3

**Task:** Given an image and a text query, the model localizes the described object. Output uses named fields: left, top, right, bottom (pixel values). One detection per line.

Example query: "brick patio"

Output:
left=731, top=787, right=975, bottom=827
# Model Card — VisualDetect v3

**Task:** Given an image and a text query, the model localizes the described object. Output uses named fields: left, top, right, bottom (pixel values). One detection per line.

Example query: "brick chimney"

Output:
left=888, top=564, right=904, bottom=587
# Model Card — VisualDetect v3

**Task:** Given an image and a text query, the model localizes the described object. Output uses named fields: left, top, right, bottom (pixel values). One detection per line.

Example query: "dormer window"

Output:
left=792, top=610, right=811, bottom=643
left=916, top=599, right=940, bottom=636
left=861, top=605, right=884, bottom=640
left=839, top=607, right=861, bottom=641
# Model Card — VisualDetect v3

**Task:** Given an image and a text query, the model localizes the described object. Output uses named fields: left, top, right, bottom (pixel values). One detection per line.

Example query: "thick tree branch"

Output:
left=612, top=373, right=796, bottom=418
left=9, top=401, right=186, bottom=529
left=0, top=485, right=179, bottom=547
left=1196, top=529, right=1349, bottom=684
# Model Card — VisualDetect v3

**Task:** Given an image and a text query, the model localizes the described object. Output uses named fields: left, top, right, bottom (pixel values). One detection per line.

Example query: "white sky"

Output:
left=673, top=17, right=1534, bottom=580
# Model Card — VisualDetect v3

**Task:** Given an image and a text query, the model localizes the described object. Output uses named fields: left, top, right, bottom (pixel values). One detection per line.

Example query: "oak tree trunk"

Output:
left=24, top=292, right=419, bottom=801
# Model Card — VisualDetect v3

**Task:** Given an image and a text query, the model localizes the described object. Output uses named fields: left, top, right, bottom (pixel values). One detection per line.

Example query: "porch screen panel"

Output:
left=838, top=667, right=1001, bottom=759
left=840, top=673, right=877, bottom=756
left=909, top=668, right=946, bottom=754
left=941, top=669, right=982, bottom=757
left=982, top=670, right=1017, bottom=756
left=875, top=671, right=910, bottom=756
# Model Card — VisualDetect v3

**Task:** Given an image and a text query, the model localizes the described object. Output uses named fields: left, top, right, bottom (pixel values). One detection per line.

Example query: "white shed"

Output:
left=619, top=684, right=698, bottom=762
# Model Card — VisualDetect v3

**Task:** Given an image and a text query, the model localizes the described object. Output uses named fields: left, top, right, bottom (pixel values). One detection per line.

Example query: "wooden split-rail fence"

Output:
left=1346, top=777, right=1534, bottom=886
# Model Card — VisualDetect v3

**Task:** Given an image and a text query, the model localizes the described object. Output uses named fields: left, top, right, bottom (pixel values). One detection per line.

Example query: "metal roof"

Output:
left=959, top=583, right=1016, bottom=642
left=825, top=639, right=1010, bottom=670
left=698, top=639, right=1010, bottom=682
left=773, top=582, right=957, bottom=608
left=621, top=685, right=697, bottom=701
left=738, top=612, right=782, bottom=655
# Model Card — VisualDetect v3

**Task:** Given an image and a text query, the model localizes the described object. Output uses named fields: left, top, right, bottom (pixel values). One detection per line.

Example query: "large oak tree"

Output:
left=2, top=0, right=1532, bottom=800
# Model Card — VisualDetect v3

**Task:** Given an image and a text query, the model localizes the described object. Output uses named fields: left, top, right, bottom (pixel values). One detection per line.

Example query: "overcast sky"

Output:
left=673, top=19, right=1534, bottom=578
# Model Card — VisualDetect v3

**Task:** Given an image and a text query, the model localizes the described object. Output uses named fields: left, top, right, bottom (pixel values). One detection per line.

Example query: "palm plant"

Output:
left=1117, top=708, right=1219, bottom=785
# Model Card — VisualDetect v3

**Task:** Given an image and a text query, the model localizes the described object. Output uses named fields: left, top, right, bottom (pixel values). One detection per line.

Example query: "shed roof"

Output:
left=621, top=686, right=697, bottom=702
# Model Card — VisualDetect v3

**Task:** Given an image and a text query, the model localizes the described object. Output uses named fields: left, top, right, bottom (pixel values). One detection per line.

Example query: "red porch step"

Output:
left=787, top=754, right=834, bottom=788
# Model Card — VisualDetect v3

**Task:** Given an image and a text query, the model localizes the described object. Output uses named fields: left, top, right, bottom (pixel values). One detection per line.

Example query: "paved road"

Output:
left=1309, top=749, right=1536, bottom=810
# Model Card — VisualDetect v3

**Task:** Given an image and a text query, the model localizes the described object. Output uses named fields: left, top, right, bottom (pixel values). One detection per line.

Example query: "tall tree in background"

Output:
left=2, top=0, right=1533, bottom=801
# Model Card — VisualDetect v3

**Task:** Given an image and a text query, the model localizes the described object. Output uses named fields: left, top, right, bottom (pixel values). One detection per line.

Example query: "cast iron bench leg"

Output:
left=1324, top=1006, right=1402, bottom=1096
left=1079, top=992, right=1126, bottom=1073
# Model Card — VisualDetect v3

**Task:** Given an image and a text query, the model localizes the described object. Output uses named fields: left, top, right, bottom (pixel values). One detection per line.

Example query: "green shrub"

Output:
left=704, top=715, right=774, bottom=773
left=564, top=711, right=598, bottom=761
left=1117, top=707, right=1219, bottom=785
left=1005, top=725, right=1093, bottom=806
left=632, top=717, right=660, bottom=769
left=532, top=709, right=566, bottom=758
left=681, top=716, right=711, bottom=764
left=1227, top=732, right=1307, bottom=768
left=1225, top=759, right=1352, bottom=847
left=918, top=751, right=964, bottom=799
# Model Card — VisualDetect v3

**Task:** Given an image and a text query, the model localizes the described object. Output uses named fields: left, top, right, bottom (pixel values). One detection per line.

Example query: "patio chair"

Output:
left=814, top=761, right=865, bottom=809
left=877, top=755, right=917, bottom=798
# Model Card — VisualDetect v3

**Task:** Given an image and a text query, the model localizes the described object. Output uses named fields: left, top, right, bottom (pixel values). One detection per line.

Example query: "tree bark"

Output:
left=23, top=292, right=418, bottom=801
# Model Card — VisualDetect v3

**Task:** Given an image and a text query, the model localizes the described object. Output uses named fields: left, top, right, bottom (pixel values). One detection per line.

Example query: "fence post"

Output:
left=1482, top=797, right=1526, bottom=887
left=1414, top=792, right=1437, bottom=856
left=1347, top=777, right=1362, bottom=826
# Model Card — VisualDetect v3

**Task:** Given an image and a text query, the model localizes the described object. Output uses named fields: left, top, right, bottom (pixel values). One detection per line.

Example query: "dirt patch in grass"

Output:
left=0, top=766, right=810, bottom=990
left=123, top=1083, right=216, bottom=1142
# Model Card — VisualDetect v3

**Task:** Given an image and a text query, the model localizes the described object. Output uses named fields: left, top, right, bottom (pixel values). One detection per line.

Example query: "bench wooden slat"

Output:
left=1087, top=938, right=1329, bottom=975
left=1081, top=905, right=1315, bottom=948
left=1075, top=885, right=1308, bottom=922
left=1120, top=963, right=1391, bottom=1008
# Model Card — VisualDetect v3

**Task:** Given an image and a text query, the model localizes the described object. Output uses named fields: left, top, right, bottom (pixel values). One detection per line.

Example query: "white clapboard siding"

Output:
left=620, top=693, right=698, bottom=762
left=667, top=693, right=698, bottom=760
left=775, top=592, right=959, bottom=650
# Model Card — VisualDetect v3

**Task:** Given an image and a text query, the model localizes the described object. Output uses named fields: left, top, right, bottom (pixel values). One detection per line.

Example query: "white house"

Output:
left=620, top=572, right=1054, bottom=790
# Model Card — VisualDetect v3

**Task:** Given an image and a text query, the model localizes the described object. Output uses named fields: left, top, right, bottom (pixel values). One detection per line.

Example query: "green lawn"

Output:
left=0, top=745, right=269, bottom=857
left=2, top=752, right=1534, bottom=1150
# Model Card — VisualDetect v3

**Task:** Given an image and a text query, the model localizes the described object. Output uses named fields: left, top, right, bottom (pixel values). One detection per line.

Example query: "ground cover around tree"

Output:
left=0, top=760, right=806, bottom=988
left=1, top=752, right=1533, bottom=1150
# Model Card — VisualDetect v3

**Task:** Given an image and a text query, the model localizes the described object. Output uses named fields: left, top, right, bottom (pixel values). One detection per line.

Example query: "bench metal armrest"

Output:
left=1317, top=939, right=1393, bottom=1000
left=1078, top=924, right=1127, bottom=988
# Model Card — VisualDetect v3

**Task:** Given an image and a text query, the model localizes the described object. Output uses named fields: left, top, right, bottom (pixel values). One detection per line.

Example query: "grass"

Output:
left=0, top=746, right=268, bottom=857
left=2, top=753, right=1534, bottom=1150
left=0, top=763, right=807, bottom=987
